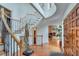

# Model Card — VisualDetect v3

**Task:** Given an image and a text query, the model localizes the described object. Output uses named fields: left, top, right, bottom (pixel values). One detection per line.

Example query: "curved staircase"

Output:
left=0, top=39, right=5, bottom=56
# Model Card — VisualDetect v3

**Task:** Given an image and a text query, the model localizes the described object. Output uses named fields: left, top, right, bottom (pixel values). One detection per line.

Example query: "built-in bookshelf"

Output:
left=64, top=4, right=79, bottom=56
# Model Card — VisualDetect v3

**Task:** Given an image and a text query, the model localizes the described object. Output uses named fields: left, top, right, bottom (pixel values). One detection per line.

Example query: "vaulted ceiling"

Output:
left=35, top=3, right=70, bottom=27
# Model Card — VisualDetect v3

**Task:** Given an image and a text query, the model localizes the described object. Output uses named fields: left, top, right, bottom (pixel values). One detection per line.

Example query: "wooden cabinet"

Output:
left=64, top=4, right=79, bottom=56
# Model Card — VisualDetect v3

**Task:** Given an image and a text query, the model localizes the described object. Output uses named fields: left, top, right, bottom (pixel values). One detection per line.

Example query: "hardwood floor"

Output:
left=16, top=41, right=62, bottom=56
left=0, top=38, right=62, bottom=56
left=31, top=44, right=61, bottom=56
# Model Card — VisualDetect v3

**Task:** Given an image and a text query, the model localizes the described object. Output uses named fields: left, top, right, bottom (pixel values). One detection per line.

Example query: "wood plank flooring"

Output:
left=16, top=42, right=62, bottom=56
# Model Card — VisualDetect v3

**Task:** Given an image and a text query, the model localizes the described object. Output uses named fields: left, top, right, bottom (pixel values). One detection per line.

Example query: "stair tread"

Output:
left=0, top=50, right=6, bottom=56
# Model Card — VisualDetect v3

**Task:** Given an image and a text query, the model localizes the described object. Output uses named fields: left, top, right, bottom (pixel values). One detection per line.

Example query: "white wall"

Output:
left=0, top=3, right=21, bottom=19
left=0, top=4, right=33, bottom=30
left=36, top=15, right=63, bottom=45
left=37, top=25, right=48, bottom=45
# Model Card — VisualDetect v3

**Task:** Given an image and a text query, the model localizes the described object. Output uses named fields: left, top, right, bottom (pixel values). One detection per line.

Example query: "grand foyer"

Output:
left=0, top=3, right=78, bottom=56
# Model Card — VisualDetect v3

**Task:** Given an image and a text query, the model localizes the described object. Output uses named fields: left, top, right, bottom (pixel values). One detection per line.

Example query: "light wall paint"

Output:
left=37, top=25, right=48, bottom=45
left=36, top=20, right=61, bottom=46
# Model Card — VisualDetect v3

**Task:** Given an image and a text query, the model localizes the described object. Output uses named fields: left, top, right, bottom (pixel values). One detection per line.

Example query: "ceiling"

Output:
left=0, top=3, right=71, bottom=28
left=32, top=3, right=56, bottom=18
left=36, top=3, right=70, bottom=27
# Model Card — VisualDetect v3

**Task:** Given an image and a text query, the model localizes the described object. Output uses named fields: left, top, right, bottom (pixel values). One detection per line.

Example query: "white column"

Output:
left=62, top=21, right=64, bottom=49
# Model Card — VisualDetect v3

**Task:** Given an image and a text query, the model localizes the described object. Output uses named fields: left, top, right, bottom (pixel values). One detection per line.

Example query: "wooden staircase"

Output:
left=0, top=42, right=6, bottom=56
left=0, top=50, right=6, bottom=56
left=0, top=7, right=25, bottom=56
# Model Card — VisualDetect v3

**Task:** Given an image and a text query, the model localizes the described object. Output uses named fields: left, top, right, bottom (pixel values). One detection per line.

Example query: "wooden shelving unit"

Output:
left=64, top=4, right=79, bottom=56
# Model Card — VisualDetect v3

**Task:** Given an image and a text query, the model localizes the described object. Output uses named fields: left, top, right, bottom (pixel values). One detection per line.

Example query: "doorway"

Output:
left=34, top=30, right=36, bottom=45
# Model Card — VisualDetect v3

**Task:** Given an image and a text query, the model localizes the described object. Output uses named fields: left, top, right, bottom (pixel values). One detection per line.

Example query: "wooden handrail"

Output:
left=1, top=8, right=22, bottom=48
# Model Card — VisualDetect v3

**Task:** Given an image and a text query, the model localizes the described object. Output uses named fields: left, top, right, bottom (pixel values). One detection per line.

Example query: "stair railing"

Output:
left=1, top=8, right=22, bottom=48
left=1, top=8, right=26, bottom=56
